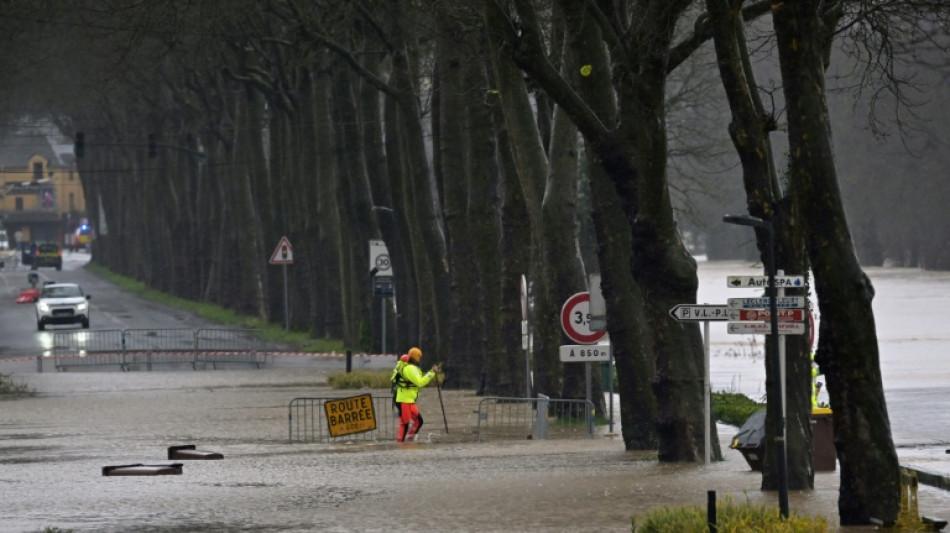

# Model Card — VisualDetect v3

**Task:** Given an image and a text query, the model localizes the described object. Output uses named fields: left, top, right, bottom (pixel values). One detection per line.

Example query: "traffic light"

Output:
left=74, top=132, right=84, bottom=158
left=148, top=134, right=157, bottom=158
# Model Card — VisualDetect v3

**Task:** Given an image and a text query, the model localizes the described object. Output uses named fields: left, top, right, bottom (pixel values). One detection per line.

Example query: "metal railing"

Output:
left=288, top=396, right=397, bottom=443
left=476, top=395, right=595, bottom=441
left=50, top=328, right=267, bottom=371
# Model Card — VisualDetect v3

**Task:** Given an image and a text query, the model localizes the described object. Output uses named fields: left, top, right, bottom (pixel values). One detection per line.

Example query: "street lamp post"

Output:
left=723, top=214, right=789, bottom=518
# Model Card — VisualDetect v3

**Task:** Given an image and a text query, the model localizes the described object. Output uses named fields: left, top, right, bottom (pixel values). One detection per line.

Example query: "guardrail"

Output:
left=476, top=395, right=595, bottom=441
left=50, top=328, right=268, bottom=371
left=288, top=395, right=397, bottom=443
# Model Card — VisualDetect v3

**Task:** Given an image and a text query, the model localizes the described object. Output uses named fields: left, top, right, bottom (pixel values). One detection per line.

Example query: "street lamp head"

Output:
left=723, top=214, right=770, bottom=230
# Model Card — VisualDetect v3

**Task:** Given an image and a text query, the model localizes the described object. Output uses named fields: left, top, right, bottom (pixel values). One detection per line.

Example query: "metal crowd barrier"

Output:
left=476, top=395, right=595, bottom=441
left=288, top=396, right=397, bottom=443
left=51, top=328, right=267, bottom=371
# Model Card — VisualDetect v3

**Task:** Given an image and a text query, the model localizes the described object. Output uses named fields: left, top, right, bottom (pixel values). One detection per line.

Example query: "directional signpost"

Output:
left=668, top=304, right=736, bottom=321
left=735, top=308, right=805, bottom=323
left=728, top=322, right=806, bottom=335
left=727, top=267, right=808, bottom=519
left=727, top=275, right=805, bottom=288
left=727, top=296, right=805, bottom=309
left=668, top=302, right=722, bottom=465
left=670, top=270, right=810, bottom=467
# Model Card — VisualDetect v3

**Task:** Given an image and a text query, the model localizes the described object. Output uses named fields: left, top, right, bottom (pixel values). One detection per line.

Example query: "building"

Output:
left=0, top=128, right=86, bottom=248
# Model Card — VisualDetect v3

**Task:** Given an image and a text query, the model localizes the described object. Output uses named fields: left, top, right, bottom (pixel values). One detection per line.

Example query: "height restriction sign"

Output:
left=269, top=236, right=294, bottom=264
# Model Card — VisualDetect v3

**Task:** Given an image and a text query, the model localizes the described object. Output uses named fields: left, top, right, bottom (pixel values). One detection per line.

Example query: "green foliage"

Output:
left=85, top=263, right=344, bottom=353
left=327, top=369, right=445, bottom=390
left=633, top=497, right=829, bottom=532
left=0, top=372, right=35, bottom=397
left=327, top=370, right=392, bottom=389
left=713, top=391, right=765, bottom=428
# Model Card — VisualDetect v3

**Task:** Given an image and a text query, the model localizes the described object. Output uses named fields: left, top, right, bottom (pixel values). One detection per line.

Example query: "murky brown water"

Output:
left=2, top=369, right=949, bottom=532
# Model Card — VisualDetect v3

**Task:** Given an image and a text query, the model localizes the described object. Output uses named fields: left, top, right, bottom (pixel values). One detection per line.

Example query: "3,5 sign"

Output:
left=560, top=292, right=608, bottom=345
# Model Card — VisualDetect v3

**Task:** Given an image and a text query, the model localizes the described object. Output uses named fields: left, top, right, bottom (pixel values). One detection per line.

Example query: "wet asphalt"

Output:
left=1, top=362, right=949, bottom=533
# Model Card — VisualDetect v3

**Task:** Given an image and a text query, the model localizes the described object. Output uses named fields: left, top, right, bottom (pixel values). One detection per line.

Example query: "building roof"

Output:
left=0, top=129, right=69, bottom=170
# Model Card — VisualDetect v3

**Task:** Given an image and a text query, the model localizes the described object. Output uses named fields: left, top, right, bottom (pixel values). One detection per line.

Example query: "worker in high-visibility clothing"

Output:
left=391, top=347, right=440, bottom=443
left=811, top=353, right=822, bottom=408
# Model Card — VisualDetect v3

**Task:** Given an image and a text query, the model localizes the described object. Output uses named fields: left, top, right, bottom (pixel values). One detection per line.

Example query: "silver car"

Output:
left=35, top=283, right=91, bottom=330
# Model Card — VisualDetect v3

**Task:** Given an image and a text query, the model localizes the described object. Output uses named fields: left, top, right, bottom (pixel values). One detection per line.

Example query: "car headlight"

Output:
left=77, top=302, right=88, bottom=311
left=38, top=302, right=50, bottom=312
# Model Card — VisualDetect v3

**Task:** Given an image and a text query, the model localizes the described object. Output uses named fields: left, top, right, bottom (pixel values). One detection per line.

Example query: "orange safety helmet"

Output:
left=399, top=354, right=410, bottom=363
left=408, top=347, right=423, bottom=362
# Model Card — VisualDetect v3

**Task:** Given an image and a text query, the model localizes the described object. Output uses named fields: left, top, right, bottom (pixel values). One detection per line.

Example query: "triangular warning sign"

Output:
left=269, top=236, right=294, bottom=264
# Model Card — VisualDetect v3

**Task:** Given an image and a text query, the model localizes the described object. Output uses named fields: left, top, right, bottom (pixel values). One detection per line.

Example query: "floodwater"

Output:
left=699, top=260, right=950, bottom=448
left=1, top=260, right=949, bottom=532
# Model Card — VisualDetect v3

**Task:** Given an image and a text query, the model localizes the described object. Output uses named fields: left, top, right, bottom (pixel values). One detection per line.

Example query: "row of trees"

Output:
left=1, top=0, right=948, bottom=525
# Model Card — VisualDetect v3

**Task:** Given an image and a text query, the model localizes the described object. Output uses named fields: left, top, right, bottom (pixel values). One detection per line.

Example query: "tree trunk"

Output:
left=386, top=4, right=451, bottom=358
left=705, top=0, right=813, bottom=489
left=330, top=68, right=377, bottom=350
left=487, top=82, right=532, bottom=397
left=437, top=23, right=484, bottom=386
left=773, top=1, right=900, bottom=524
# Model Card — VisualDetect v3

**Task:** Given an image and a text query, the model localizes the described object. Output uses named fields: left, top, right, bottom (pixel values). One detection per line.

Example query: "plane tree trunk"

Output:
left=774, top=1, right=900, bottom=524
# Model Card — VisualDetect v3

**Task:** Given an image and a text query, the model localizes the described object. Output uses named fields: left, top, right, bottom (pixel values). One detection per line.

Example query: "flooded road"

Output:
left=2, top=368, right=950, bottom=532
left=2, top=260, right=950, bottom=531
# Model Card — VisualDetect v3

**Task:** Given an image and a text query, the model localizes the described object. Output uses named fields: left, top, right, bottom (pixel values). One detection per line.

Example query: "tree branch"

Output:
left=668, top=0, right=773, bottom=73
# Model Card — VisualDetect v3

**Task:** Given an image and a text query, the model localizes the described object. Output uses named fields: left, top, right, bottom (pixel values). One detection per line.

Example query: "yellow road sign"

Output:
left=324, top=394, right=377, bottom=437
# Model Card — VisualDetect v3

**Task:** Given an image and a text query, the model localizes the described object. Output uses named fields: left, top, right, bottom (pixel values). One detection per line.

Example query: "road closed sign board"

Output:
left=559, top=344, right=611, bottom=362
left=324, top=394, right=377, bottom=437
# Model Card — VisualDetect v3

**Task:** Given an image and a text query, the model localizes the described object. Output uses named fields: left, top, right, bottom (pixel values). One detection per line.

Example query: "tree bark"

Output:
left=705, top=0, right=813, bottom=489
left=773, top=1, right=900, bottom=524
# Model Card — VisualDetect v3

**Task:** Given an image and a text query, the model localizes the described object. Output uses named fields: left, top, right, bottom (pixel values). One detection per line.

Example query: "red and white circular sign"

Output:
left=560, top=292, right=608, bottom=344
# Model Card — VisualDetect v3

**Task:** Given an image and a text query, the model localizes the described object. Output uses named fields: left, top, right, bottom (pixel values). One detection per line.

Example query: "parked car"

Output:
left=31, top=242, right=63, bottom=270
left=35, top=283, right=90, bottom=330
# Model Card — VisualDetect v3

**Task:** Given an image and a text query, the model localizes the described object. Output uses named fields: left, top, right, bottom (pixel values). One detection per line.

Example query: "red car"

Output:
left=16, top=288, right=40, bottom=303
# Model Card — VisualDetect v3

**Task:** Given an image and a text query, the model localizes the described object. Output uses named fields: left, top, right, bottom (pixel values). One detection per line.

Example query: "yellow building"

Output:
left=0, top=130, right=86, bottom=249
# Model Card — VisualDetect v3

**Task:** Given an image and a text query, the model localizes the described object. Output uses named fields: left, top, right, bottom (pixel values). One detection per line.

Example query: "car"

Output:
left=31, top=242, right=63, bottom=270
left=35, top=283, right=91, bottom=330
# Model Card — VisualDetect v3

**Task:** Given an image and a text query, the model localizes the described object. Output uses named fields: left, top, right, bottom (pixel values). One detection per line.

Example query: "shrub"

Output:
left=327, top=370, right=392, bottom=390
left=633, top=497, right=829, bottom=532
left=713, top=391, right=765, bottom=428
left=0, top=373, right=35, bottom=397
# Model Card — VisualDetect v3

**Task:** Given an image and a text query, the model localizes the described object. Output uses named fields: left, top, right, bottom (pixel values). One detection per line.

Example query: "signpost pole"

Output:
left=269, top=237, right=294, bottom=332
left=283, top=264, right=289, bottom=331
left=777, top=269, right=787, bottom=461
left=585, top=362, right=592, bottom=433
left=704, top=319, right=711, bottom=465
left=521, top=275, right=531, bottom=399
left=524, top=321, right=531, bottom=399
left=608, top=353, right=614, bottom=433
left=724, top=214, right=789, bottom=518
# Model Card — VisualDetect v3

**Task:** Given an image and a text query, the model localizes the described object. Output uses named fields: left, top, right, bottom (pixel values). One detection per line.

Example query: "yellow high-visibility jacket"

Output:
left=393, top=362, right=435, bottom=404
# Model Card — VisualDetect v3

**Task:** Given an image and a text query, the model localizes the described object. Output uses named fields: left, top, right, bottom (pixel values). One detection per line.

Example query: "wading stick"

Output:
left=435, top=362, right=448, bottom=433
